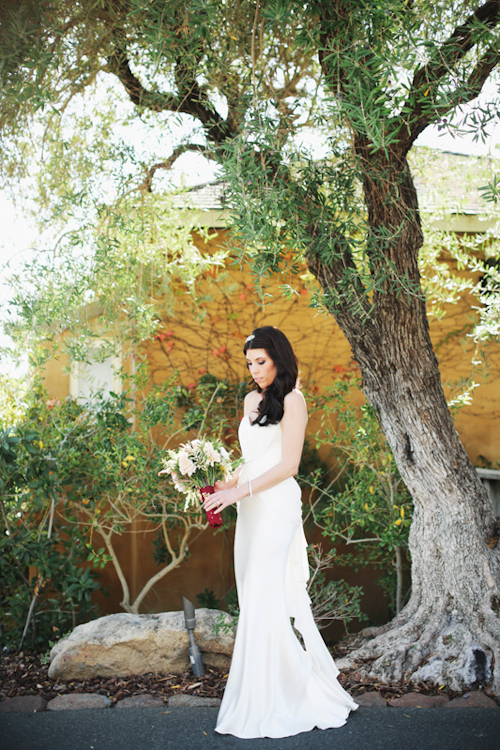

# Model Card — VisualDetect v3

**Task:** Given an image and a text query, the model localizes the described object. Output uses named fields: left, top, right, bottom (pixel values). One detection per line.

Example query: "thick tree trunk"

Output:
left=351, top=338, right=500, bottom=693
left=307, top=148, right=500, bottom=693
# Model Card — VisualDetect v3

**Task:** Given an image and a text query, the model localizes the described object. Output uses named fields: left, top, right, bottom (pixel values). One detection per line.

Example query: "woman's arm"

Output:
left=203, top=390, right=307, bottom=513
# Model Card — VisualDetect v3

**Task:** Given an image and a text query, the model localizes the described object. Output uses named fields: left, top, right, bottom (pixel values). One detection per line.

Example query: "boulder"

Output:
left=191, top=608, right=235, bottom=669
left=48, top=609, right=235, bottom=681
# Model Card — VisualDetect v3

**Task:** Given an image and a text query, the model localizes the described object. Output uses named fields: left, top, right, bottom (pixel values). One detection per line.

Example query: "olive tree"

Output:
left=1, top=0, right=500, bottom=692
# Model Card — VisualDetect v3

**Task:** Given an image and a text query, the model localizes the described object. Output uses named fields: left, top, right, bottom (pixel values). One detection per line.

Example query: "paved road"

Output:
left=1, top=707, right=499, bottom=750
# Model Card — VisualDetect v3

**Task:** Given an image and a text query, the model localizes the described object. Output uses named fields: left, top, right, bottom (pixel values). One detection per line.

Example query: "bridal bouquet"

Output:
left=159, top=437, right=236, bottom=527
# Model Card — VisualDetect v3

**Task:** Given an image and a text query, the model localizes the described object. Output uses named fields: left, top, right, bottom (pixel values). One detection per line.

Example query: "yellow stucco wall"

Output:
left=43, top=348, right=71, bottom=400
left=45, top=231, right=500, bottom=464
left=105, top=231, right=500, bottom=463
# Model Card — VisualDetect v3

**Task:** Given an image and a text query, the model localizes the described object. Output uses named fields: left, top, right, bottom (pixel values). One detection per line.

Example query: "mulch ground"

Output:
left=4, top=647, right=496, bottom=706
left=0, top=652, right=226, bottom=706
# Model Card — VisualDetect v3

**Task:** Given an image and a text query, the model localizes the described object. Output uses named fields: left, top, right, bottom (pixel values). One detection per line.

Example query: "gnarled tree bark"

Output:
left=307, top=147, right=500, bottom=692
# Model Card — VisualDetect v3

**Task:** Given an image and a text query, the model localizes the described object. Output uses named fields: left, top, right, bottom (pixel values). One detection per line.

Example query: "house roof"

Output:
left=173, top=180, right=228, bottom=211
left=410, top=148, right=497, bottom=216
left=173, top=148, right=498, bottom=231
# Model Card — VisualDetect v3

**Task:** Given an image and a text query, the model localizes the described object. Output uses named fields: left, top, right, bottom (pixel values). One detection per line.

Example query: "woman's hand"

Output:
left=203, top=483, right=246, bottom=513
left=214, top=477, right=235, bottom=491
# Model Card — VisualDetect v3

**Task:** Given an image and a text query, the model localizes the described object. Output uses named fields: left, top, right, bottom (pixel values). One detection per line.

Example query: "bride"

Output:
left=203, top=326, right=358, bottom=739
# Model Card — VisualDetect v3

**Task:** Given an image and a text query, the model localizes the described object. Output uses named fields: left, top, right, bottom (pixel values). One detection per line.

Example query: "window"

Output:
left=70, top=346, right=121, bottom=401
left=476, top=468, right=500, bottom=518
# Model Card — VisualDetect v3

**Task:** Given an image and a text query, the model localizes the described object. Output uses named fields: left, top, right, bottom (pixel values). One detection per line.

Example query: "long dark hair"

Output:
left=243, top=326, right=298, bottom=425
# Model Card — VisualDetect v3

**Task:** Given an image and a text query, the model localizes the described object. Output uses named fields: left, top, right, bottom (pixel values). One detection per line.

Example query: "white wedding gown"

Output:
left=215, top=417, right=358, bottom=739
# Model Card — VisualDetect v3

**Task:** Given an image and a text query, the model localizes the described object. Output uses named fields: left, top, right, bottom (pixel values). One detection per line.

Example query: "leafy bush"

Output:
left=303, top=371, right=412, bottom=616
left=306, top=544, right=366, bottom=631
left=0, top=416, right=101, bottom=651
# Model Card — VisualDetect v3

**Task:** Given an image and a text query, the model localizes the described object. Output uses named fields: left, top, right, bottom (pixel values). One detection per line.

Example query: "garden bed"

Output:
left=4, top=648, right=494, bottom=706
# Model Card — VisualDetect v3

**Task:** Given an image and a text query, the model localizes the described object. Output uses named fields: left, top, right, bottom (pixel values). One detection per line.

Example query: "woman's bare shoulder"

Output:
left=245, top=390, right=260, bottom=405
left=284, top=388, right=308, bottom=416
left=244, top=390, right=261, bottom=413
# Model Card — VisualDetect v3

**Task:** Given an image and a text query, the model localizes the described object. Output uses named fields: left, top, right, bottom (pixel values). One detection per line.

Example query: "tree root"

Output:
left=338, top=604, right=500, bottom=695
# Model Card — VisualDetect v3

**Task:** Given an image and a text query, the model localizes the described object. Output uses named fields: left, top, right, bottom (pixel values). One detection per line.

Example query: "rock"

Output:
left=47, top=694, right=112, bottom=711
left=388, top=693, right=449, bottom=708
left=444, top=691, right=498, bottom=708
left=49, top=609, right=235, bottom=681
left=355, top=692, right=387, bottom=707
left=0, top=696, right=47, bottom=713
left=168, top=694, right=221, bottom=708
left=194, top=609, right=235, bottom=669
left=115, top=695, right=165, bottom=709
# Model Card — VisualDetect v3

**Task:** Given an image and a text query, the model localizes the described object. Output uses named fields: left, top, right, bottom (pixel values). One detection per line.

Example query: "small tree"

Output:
left=0, top=372, right=246, bottom=651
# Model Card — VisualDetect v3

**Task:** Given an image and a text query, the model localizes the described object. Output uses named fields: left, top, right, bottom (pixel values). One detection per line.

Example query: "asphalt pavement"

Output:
left=1, top=706, right=499, bottom=750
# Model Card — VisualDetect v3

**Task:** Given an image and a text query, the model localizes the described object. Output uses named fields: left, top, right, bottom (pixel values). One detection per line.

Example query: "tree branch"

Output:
left=19, top=497, right=55, bottom=650
left=107, top=45, right=235, bottom=145
left=138, top=144, right=208, bottom=193
left=100, top=529, right=132, bottom=614
left=400, top=46, right=500, bottom=152
left=306, top=244, right=374, bottom=333
left=412, top=1, right=500, bottom=92
left=105, top=49, right=175, bottom=110
left=131, top=514, right=207, bottom=614
left=397, top=0, right=500, bottom=152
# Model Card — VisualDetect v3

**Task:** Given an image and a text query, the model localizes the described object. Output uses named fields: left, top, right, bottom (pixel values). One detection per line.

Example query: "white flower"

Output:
left=183, top=488, right=201, bottom=511
left=159, top=455, right=177, bottom=476
left=203, top=442, right=221, bottom=464
left=171, top=471, right=186, bottom=493
left=178, top=451, right=196, bottom=476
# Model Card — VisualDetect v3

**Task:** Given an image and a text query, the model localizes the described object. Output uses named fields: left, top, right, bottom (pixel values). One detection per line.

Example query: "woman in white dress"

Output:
left=203, top=326, right=358, bottom=739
